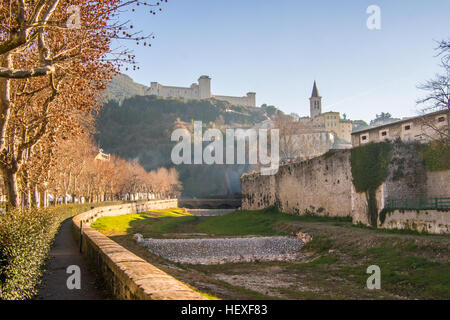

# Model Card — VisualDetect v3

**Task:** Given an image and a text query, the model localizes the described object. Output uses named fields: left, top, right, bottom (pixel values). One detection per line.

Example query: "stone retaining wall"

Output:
left=72, top=200, right=206, bottom=300
left=381, top=209, right=450, bottom=234
left=187, top=209, right=236, bottom=216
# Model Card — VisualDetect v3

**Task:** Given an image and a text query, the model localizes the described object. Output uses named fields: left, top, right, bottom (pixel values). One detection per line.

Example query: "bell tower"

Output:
left=309, top=81, right=322, bottom=118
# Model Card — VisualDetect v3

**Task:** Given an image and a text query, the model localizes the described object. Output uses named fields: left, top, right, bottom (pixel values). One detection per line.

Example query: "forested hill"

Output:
left=95, top=90, right=282, bottom=197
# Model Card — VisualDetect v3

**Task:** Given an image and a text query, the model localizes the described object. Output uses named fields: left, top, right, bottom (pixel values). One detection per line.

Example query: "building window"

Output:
left=438, top=116, right=445, bottom=123
left=361, top=135, right=367, bottom=141
left=381, top=131, right=387, bottom=137
left=404, top=125, right=411, bottom=131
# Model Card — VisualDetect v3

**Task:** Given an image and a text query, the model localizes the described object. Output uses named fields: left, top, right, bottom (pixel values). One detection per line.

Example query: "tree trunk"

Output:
left=26, top=189, right=32, bottom=208
left=1, top=168, right=20, bottom=209
left=33, top=185, right=39, bottom=207
left=39, top=190, right=45, bottom=207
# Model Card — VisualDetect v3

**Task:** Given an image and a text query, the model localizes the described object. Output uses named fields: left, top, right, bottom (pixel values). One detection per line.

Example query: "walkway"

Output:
left=36, top=218, right=109, bottom=300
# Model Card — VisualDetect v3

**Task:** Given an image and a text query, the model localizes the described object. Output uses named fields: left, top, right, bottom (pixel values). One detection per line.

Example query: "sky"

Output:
left=117, top=0, right=450, bottom=123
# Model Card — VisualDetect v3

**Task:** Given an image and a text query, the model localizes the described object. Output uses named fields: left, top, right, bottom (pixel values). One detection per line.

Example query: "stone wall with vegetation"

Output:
left=72, top=200, right=206, bottom=300
left=241, top=150, right=353, bottom=217
left=351, top=141, right=450, bottom=230
left=426, top=170, right=450, bottom=198
left=242, top=140, right=450, bottom=233
left=380, top=209, right=450, bottom=234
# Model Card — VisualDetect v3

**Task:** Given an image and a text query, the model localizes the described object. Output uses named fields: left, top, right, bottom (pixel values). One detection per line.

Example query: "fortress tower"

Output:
left=309, top=81, right=322, bottom=118
left=198, top=75, right=211, bottom=99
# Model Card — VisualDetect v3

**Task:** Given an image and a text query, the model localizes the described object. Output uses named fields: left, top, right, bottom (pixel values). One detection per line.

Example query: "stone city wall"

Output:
left=241, top=150, right=353, bottom=217
left=242, top=141, right=450, bottom=234
left=381, top=209, right=450, bottom=234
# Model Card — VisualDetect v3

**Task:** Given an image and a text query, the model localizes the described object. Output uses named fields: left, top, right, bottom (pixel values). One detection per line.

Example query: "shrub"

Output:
left=422, top=139, right=450, bottom=171
left=351, top=142, right=393, bottom=227
left=0, top=208, right=59, bottom=300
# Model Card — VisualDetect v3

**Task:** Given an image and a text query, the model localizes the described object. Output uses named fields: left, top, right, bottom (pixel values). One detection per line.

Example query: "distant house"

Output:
left=351, top=109, right=449, bottom=147
left=95, top=149, right=111, bottom=162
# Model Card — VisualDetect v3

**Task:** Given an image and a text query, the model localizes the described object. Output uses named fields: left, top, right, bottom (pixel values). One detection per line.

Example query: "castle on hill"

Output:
left=148, top=75, right=256, bottom=107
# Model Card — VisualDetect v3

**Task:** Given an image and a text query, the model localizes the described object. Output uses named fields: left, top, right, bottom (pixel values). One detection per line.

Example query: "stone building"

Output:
left=298, top=81, right=353, bottom=143
left=351, top=109, right=449, bottom=147
left=148, top=75, right=256, bottom=107
left=275, top=81, right=353, bottom=161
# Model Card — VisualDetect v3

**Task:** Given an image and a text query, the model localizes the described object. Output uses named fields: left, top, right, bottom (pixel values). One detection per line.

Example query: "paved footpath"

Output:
left=36, top=218, right=110, bottom=300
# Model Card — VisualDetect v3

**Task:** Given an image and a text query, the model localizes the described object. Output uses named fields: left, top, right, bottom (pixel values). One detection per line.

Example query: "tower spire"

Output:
left=311, top=80, right=320, bottom=98
left=309, top=80, right=322, bottom=118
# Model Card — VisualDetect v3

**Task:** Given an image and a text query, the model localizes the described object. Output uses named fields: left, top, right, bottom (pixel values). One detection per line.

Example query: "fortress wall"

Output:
left=241, top=150, right=353, bottom=217
left=148, top=77, right=256, bottom=106
left=381, top=209, right=450, bottom=234
left=153, top=85, right=199, bottom=100
left=351, top=142, right=450, bottom=228
left=241, top=173, right=277, bottom=210
left=213, top=95, right=255, bottom=107
left=426, top=170, right=450, bottom=198
left=242, top=141, right=450, bottom=231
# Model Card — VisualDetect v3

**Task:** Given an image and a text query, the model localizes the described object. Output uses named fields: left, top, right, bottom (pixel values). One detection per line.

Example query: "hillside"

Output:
left=95, top=87, right=278, bottom=197
left=105, top=73, right=149, bottom=104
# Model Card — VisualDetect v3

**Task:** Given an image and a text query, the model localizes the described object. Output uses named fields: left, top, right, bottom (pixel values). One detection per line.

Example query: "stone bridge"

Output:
left=178, top=198, right=241, bottom=209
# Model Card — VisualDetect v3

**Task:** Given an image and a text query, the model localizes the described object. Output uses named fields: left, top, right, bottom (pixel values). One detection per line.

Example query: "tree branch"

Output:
left=0, top=65, right=55, bottom=78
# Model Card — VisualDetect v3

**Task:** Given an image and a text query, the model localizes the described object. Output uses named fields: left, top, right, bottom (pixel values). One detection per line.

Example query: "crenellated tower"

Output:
left=198, top=75, right=211, bottom=99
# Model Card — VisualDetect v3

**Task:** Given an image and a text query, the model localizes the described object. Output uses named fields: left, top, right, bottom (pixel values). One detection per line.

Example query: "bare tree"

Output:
left=0, top=1, right=166, bottom=208
left=417, top=38, right=450, bottom=143
left=275, top=114, right=301, bottom=161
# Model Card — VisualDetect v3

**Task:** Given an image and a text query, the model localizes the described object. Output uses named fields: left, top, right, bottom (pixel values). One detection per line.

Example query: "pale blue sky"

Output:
left=118, top=0, right=450, bottom=122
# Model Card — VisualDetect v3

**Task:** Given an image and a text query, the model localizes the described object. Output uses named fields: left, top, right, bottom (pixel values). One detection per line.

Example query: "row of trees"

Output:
left=0, top=1, right=168, bottom=209
left=1, top=131, right=182, bottom=207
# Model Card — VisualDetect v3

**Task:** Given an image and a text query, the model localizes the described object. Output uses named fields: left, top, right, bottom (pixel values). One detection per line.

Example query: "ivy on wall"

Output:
left=422, top=139, right=450, bottom=171
left=351, top=142, right=393, bottom=228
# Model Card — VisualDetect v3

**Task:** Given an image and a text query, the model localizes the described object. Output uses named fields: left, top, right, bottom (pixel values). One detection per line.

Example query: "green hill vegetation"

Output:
left=95, top=80, right=280, bottom=197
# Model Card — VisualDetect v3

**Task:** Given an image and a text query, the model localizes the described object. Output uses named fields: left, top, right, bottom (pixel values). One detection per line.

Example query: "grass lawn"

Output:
left=91, top=206, right=352, bottom=237
left=92, top=207, right=450, bottom=300
left=91, top=208, right=197, bottom=236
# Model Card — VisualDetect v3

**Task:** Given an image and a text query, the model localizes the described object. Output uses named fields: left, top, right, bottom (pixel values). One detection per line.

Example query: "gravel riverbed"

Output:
left=135, top=236, right=305, bottom=265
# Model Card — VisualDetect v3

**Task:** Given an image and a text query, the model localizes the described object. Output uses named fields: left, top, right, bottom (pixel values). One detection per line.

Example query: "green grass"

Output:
left=92, top=206, right=352, bottom=237
left=336, top=245, right=450, bottom=299
left=91, top=208, right=196, bottom=236
left=196, top=207, right=351, bottom=236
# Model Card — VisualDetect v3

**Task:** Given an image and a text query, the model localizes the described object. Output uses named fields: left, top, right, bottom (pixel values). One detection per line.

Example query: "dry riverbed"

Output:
left=94, top=208, right=450, bottom=300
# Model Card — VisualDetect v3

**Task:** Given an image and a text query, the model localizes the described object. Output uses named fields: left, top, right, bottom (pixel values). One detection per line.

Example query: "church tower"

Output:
left=309, top=81, right=322, bottom=118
